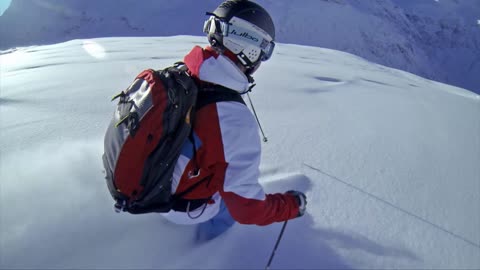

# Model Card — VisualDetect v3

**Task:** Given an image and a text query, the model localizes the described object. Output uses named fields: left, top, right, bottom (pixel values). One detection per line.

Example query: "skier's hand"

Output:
left=286, top=190, right=307, bottom=217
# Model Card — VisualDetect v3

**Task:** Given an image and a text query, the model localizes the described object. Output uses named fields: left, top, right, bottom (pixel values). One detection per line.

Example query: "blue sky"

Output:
left=0, top=0, right=11, bottom=16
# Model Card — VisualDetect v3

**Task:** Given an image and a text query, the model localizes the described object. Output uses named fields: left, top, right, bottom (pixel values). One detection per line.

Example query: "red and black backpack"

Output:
left=102, top=62, right=244, bottom=214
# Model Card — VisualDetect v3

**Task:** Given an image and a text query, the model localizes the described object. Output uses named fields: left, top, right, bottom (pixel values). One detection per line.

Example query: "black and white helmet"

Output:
left=203, top=0, right=276, bottom=69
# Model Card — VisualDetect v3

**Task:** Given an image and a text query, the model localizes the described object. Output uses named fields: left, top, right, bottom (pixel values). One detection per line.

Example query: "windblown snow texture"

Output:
left=0, top=0, right=479, bottom=93
left=1, top=36, right=479, bottom=269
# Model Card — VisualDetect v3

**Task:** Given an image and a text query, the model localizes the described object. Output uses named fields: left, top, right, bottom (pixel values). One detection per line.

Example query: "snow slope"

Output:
left=0, top=0, right=479, bottom=93
left=1, top=36, right=479, bottom=269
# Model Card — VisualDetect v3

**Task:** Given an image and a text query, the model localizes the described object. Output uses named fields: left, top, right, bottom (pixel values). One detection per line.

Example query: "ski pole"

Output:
left=265, top=220, right=288, bottom=270
left=246, top=92, right=268, bottom=142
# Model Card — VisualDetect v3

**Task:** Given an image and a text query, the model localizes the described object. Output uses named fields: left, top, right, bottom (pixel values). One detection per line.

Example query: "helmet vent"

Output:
left=247, top=50, right=259, bottom=61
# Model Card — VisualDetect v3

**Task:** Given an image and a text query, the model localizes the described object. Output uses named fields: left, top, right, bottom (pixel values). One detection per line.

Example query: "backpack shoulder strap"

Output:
left=170, top=84, right=246, bottom=209
left=163, top=62, right=245, bottom=110
left=196, top=84, right=246, bottom=110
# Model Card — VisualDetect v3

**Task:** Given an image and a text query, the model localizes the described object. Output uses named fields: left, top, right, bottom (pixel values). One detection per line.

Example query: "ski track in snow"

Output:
left=0, top=37, right=479, bottom=269
left=303, top=163, right=480, bottom=250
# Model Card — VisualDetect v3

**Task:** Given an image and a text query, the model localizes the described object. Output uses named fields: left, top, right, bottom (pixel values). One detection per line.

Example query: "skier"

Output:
left=160, top=0, right=307, bottom=242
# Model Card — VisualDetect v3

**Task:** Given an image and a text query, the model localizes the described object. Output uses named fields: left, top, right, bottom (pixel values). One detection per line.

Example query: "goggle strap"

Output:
left=205, top=12, right=220, bottom=18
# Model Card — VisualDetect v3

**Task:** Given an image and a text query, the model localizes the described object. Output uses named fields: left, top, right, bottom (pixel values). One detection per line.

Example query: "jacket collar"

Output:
left=184, top=46, right=250, bottom=93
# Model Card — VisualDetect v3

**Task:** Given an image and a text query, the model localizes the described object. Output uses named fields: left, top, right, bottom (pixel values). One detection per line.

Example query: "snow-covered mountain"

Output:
left=1, top=36, right=479, bottom=269
left=0, top=0, right=479, bottom=93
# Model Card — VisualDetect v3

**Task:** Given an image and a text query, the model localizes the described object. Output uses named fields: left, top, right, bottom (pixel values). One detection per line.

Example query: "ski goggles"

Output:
left=203, top=15, right=275, bottom=62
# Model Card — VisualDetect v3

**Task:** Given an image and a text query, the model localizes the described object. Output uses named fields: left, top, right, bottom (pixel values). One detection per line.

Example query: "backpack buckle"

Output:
left=114, top=199, right=127, bottom=213
left=188, top=168, right=201, bottom=179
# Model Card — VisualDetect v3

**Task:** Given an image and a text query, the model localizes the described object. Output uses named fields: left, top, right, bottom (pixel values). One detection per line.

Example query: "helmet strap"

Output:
left=237, top=52, right=254, bottom=68
left=208, top=35, right=224, bottom=51
left=237, top=52, right=262, bottom=78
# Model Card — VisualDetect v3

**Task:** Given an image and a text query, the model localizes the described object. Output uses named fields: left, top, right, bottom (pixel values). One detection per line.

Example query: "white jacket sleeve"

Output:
left=216, top=101, right=266, bottom=200
left=216, top=101, right=300, bottom=225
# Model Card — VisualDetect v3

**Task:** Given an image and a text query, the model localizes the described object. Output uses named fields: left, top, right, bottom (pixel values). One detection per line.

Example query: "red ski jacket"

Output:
left=161, top=46, right=299, bottom=225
